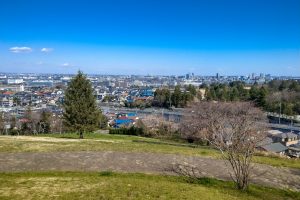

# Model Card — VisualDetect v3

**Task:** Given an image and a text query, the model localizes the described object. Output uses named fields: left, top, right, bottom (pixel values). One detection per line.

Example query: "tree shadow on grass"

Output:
left=166, top=162, right=300, bottom=199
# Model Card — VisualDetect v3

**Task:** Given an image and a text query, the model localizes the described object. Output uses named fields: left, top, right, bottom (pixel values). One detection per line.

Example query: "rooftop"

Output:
left=260, top=143, right=288, bottom=153
left=273, top=132, right=298, bottom=139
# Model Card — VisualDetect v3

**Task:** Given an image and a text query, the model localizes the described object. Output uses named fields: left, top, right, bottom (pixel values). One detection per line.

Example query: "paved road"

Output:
left=0, top=151, right=299, bottom=191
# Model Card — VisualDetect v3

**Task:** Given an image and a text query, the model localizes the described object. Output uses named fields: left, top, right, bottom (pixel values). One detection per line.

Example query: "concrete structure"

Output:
left=273, top=132, right=299, bottom=146
left=0, top=84, right=24, bottom=92
left=6, top=79, right=23, bottom=84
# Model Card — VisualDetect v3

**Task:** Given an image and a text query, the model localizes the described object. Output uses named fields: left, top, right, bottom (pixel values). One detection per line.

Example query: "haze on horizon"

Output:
left=0, top=0, right=299, bottom=76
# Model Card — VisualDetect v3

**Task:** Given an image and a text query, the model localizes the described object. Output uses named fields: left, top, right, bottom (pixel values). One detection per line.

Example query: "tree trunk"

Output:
left=79, top=130, right=84, bottom=139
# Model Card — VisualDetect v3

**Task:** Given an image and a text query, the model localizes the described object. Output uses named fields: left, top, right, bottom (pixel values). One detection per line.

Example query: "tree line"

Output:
left=139, top=80, right=300, bottom=115
left=153, top=85, right=197, bottom=108
left=204, top=80, right=300, bottom=115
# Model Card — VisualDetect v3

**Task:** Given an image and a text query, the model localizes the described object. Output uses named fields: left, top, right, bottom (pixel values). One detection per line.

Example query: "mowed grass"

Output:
left=0, top=171, right=299, bottom=200
left=0, top=133, right=220, bottom=157
left=253, top=156, right=300, bottom=169
left=0, top=133, right=299, bottom=169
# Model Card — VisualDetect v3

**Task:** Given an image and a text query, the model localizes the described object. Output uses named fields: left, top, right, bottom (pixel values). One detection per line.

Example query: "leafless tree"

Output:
left=267, top=90, right=298, bottom=104
left=31, top=112, right=41, bottom=134
left=181, top=101, right=267, bottom=190
left=139, top=115, right=178, bottom=137
left=50, top=114, right=64, bottom=134
left=0, top=112, right=4, bottom=134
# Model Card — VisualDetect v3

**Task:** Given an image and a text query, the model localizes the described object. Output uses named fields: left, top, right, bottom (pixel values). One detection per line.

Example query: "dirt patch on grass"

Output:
left=0, top=136, right=120, bottom=143
left=0, top=151, right=300, bottom=191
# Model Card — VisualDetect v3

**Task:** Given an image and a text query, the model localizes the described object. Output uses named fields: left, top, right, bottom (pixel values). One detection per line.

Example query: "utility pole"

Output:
left=279, top=102, right=281, bottom=124
left=169, top=76, right=171, bottom=109
left=59, top=116, right=62, bottom=134
left=169, top=92, right=171, bottom=109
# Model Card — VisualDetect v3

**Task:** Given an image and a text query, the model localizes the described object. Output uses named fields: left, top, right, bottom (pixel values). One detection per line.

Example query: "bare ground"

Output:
left=0, top=136, right=120, bottom=143
left=0, top=151, right=299, bottom=191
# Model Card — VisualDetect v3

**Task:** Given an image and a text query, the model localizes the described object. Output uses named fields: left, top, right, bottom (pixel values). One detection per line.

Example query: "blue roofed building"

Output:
left=139, top=89, right=154, bottom=97
left=114, top=118, right=134, bottom=128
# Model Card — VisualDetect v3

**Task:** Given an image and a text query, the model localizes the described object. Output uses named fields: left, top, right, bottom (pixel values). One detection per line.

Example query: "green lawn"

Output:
left=0, top=172, right=298, bottom=200
left=253, top=155, right=300, bottom=169
left=0, top=134, right=219, bottom=157
left=0, top=133, right=299, bottom=169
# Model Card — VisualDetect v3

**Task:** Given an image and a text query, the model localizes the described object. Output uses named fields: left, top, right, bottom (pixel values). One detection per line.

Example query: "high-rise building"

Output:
left=185, top=73, right=190, bottom=80
left=260, top=73, right=265, bottom=78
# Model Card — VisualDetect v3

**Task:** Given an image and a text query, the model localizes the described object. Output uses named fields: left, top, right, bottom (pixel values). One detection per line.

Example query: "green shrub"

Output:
left=109, top=126, right=145, bottom=136
left=99, top=171, right=113, bottom=176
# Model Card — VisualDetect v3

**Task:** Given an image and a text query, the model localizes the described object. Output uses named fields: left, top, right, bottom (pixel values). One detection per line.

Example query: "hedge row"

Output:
left=109, top=127, right=145, bottom=136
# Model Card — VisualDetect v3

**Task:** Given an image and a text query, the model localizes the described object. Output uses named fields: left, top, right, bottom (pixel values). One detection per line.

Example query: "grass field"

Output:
left=0, top=133, right=299, bottom=169
left=0, top=172, right=299, bottom=200
left=0, top=133, right=220, bottom=156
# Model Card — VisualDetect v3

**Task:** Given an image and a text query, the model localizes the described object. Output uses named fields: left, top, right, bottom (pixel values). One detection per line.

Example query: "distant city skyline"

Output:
left=0, top=0, right=299, bottom=76
left=1, top=71, right=298, bottom=78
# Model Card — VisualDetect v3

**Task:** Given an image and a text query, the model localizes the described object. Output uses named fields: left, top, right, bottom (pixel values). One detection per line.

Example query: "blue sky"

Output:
left=0, top=0, right=299, bottom=75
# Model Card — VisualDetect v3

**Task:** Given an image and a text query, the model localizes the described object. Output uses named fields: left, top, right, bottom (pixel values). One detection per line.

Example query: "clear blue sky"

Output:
left=0, top=0, right=299, bottom=75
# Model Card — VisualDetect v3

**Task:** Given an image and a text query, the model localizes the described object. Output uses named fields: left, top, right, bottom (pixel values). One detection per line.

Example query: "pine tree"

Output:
left=257, top=86, right=268, bottom=108
left=39, top=111, right=51, bottom=133
left=171, top=85, right=182, bottom=107
left=249, top=86, right=259, bottom=101
left=63, top=71, right=103, bottom=138
left=229, top=87, right=240, bottom=101
left=187, top=84, right=196, bottom=96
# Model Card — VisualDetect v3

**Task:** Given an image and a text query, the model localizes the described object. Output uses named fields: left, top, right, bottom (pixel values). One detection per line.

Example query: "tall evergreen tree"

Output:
left=38, top=111, right=51, bottom=133
left=187, top=84, right=197, bottom=96
left=249, top=86, right=259, bottom=101
left=229, top=87, right=240, bottom=101
left=172, top=85, right=182, bottom=107
left=257, top=86, right=268, bottom=108
left=63, top=71, right=103, bottom=138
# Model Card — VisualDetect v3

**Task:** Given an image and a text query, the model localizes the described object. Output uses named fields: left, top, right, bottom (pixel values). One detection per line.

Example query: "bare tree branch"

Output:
left=181, top=101, right=267, bottom=190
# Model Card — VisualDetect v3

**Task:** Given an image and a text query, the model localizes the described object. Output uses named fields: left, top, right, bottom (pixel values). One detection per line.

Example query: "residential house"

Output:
left=272, top=132, right=299, bottom=146
left=288, top=143, right=300, bottom=158
left=258, top=143, right=288, bottom=155
left=0, top=96, right=13, bottom=107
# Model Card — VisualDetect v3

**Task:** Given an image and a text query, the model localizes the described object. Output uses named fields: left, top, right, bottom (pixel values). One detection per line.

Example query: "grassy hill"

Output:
left=0, top=172, right=299, bottom=200
left=0, top=133, right=299, bottom=169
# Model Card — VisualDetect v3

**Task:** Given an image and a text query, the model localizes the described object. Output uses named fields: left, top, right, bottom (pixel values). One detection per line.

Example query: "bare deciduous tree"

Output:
left=181, top=101, right=267, bottom=190
left=139, top=115, right=178, bottom=137
left=0, top=112, right=4, bottom=134
left=50, top=114, right=64, bottom=134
